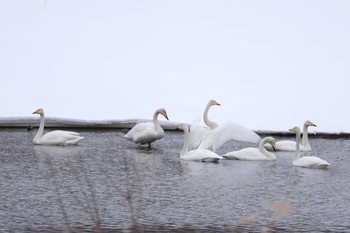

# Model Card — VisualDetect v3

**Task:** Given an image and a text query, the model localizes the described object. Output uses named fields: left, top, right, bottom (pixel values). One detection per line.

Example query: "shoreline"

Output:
left=0, top=117, right=349, bottom=139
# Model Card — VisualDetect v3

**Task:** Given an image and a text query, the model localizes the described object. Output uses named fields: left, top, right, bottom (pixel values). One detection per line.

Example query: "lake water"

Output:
left=1, top=128, right=350, bottom=232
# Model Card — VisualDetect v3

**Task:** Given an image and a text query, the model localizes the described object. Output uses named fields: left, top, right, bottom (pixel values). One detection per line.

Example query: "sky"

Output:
left=1, top=0, right=350, bottom=132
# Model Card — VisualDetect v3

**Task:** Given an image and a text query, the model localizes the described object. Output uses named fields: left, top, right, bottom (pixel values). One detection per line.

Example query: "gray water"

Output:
left=1, top=129, right=350, bottom=232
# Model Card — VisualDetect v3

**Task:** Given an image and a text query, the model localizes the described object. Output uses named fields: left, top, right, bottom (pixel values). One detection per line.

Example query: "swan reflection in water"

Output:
left=33, top=145, right=85, bottom=172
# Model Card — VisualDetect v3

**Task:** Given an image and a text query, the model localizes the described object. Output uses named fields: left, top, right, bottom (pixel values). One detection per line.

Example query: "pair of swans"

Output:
left=123, top=108, right=169, bottom=147
left=188, top=100, right=261, bottom=152
left=289, top=127, right=330, bottom=169
left=179, top=123, right=276, bottom=162
left=266, top=120, right=317, bottom=152
left=33, top=107, right=169, bottom=147
left=32, top=108, right=84, bottom=145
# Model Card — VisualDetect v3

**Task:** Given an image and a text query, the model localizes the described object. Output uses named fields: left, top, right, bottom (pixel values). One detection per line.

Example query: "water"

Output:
left=1, top=129, right=350, bottom=232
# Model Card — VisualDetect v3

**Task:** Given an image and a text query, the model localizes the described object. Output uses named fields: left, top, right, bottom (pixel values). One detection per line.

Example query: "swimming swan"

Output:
left=123, top=108, right=169, bottom=147
left=32, top=108, right=84, bottom=145
left=223, top=137, right=277, bottom=161
left=178, top=124, right=223, bottom=162
left=266, top=120, right=316, bottom=152
left=189, top=99, right=261, bottom=152
left=289, top=126, right=330, bottom=169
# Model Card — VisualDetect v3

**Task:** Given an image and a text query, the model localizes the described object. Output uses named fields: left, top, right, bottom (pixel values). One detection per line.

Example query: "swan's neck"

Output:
left=34, top=113, right=45, bottom=140
left=153, top=111, right=162, bottom=131
left=302, top=124, right=310, bottom=150
left=203, top=103, right=218, bottom=129
left=294, top=131, right=301, bottom=161
left=180, top=127, right=189, bottom=157
left=259, top=139, right=276, bottom=160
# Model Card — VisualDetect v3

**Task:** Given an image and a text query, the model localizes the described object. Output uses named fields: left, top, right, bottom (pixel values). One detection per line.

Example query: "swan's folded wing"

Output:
left=223, top=148, right=261, bottom=160
left=41, top=130, right=82, bottom=144
left=124, top=122, right=152, bottom=138
left=295, top=156, right=330, bottom=168
left=274, top=140, right=297, bottom=151
left=185, top=149, right=223, bottom=161
left=202, top=121, right=261, bottom=152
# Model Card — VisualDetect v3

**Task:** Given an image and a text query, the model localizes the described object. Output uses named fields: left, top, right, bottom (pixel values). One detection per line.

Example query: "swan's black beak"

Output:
left=164, top=112, right=169, bottom=121
left=312, top=123, right=317, bottom=127
left=32, top=108, right=41, bottom=114
left=272, top=143, right=276, bottom=152
left=289, top=128, right=293, bottom=132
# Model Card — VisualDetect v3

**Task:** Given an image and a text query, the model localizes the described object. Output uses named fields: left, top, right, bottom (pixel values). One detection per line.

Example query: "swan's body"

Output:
left=289, top=126, right=330, bottom=169
left=178, top=124, right=222, bottom=162
left=266, top=120, right=316, bottom=152
left=188, top=100, right=261, bottom=152
left=223, top=137, right=277, bottom=161
left=32, top=108, right=84, bottom=145
left=123, top=108, right=169, bottom=147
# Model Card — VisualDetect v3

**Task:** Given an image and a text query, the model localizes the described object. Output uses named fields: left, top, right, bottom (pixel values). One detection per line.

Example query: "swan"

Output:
left=123, top=108, right=169, bottom=147
left=289, top=126, right=330, bottom=169
left=189, top=99, right=261, bottom=152
left=178, top=124, right=223, bottom=162
left=32, top=108, right=84, bottom=145
left=223, top=137, right=277, bottom=161
left=266, top=120, right=317, bottom=152
left=188, top=99, right=220, bottom=150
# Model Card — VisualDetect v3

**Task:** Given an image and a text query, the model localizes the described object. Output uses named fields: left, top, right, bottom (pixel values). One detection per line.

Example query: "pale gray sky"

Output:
left=1, top=0, right=350, bottom=132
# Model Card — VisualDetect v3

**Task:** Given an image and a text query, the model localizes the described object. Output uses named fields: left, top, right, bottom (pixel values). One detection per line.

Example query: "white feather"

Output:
left=188, top=100, right=260, bottom=152
left=199, top=121, right=261, bottom=152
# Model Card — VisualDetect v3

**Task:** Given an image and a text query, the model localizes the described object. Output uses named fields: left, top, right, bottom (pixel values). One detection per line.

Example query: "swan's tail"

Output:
left=65, top=136, right=84, bottom=145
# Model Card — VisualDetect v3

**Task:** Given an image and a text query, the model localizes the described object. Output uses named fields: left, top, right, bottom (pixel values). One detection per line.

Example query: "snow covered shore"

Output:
left=0, top=117, right=349, bottom=138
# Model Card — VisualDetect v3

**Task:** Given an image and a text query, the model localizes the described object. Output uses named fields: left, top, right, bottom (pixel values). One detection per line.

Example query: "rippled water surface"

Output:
left=1, top=129, right=350, bottom=232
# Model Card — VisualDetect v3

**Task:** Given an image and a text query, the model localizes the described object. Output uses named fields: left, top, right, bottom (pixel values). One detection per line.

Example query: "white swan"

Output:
left=123, top=108, right=169, bottom=147
left=289, top=126, right=330, bottom=169
left=178, top=123, right=223, bottom=162
left=32, top=108, right=84, bottom=145
left=223, top=137, right=277, bottom=161
left=188, top=99, right=220, bottom=150
left=266, top=120, right=316, bottom=152
left=189, top=99, right=261, bottom=152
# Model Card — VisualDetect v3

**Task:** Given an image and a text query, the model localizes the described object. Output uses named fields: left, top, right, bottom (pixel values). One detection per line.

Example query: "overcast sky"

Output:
left=1, top=0, right=350, bottom=132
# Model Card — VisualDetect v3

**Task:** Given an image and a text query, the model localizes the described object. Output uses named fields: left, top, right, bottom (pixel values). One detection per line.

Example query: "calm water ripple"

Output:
left=1, top=129, right=350, bottom=232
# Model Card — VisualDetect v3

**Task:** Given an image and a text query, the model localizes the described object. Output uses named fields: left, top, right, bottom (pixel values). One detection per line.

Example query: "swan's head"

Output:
left=305, top=120, right=317, bottom=127
left=208, top=99, right=221, bottom=107
left=289, top=126, right=300, bottom=134
left=157, top=108, right=169, bottom=120
left=32, top=108, right=44, bottom=115
left=264, top=137, right=276, bottom=152
left=176, top=123, right=189, bottom=132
